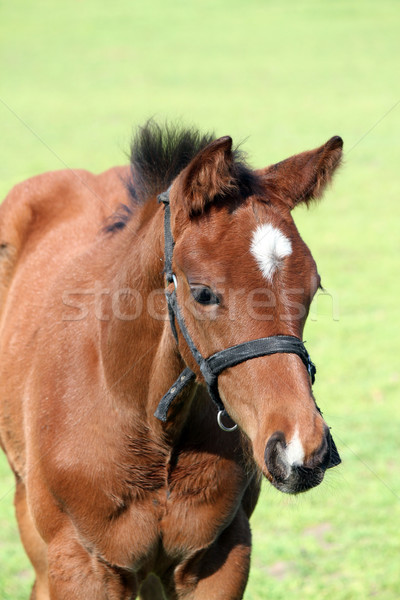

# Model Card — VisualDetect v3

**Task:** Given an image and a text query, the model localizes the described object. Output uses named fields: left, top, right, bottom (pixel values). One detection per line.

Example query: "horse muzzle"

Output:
left=264, top=428, right=341, bottom=494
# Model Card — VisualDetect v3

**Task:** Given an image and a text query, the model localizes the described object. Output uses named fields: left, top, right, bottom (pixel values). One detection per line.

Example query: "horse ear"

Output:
left=177, top=136, right=236, bottom=216
left=259, top=136, right=343, bottom=210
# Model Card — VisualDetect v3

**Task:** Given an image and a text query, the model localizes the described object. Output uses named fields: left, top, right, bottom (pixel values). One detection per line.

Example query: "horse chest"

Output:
left=94, top=450, right=248, bottom=570
left=42, top=408, right=248, bottom=570
left=160, top=449, right=248, bottom=558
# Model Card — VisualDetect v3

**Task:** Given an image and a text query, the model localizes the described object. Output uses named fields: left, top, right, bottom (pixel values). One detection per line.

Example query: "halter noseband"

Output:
left=154, top=189, right=316, bottom=428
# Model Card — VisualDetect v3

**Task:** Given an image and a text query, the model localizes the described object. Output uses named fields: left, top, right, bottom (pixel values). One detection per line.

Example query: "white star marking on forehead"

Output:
left=250, top=223, right=292, bottom=281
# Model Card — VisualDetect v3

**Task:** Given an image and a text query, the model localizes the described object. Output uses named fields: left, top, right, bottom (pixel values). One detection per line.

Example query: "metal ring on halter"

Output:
left=217, top=410, right=238, bottom=432
left=172, top=273, right=178, bottom=289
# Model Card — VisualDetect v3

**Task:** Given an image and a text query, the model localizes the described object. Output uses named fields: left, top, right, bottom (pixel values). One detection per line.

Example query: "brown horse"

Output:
left=0, top=122, right=342, bottom=599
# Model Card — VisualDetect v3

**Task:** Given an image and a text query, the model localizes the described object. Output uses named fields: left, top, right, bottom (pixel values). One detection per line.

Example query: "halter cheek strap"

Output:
left=154, top=190, right=316, bottom=425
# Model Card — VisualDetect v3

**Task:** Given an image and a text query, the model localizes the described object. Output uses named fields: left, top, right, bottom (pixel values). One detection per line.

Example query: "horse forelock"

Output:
left=103, top=120, right=262, bottom=234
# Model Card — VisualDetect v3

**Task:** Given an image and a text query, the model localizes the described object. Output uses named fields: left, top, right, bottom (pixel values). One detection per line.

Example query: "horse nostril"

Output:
left=308, top=427, right=341, bottom=470
left=326, top=430, right=341, bottom=469
left=264, top=431, right=290, bottom=483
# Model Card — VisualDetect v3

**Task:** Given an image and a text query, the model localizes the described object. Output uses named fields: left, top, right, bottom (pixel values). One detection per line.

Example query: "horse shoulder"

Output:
left=0, top=165, right=129, bottom=475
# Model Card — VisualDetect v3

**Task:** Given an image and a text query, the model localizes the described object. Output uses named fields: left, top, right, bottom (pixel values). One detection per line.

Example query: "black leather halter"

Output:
left=154, top=189, right=316, bottom=425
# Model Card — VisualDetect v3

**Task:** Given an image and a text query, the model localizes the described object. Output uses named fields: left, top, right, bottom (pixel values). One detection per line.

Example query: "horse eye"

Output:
left=190, top=285, right=220, bottom=306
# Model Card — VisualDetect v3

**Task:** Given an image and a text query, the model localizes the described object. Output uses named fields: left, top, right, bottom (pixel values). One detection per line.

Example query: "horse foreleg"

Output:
left=14, top=479, right=49, bottom=600
left=171, top=508, right=252, bottom=600
left=47, top=524, right=138, bottom=600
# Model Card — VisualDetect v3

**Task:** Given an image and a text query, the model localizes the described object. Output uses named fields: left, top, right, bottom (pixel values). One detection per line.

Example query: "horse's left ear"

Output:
left=176, top=136, right=236, bottom=216
left=259, top=136, right=343, bottom=210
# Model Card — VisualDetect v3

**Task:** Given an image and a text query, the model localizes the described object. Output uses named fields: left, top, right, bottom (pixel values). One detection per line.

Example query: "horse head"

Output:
left=164, top=134, right=342, bottom=494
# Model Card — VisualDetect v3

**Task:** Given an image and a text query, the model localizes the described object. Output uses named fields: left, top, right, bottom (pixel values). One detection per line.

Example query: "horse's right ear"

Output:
left=174, top=136, right=236, bottom=216
left=259, top=136, right=343, bottom=210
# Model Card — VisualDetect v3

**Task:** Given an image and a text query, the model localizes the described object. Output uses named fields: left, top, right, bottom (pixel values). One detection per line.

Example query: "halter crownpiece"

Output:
left=155, top=189, right=317, bottom=428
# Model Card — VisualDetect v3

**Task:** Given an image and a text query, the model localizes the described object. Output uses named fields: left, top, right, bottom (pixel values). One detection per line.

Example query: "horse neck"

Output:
left=98, top=199, right=190, bottom=434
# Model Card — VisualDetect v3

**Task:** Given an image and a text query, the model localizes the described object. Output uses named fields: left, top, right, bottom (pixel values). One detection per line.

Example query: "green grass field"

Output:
left=1, top=1, right=399, bottom=598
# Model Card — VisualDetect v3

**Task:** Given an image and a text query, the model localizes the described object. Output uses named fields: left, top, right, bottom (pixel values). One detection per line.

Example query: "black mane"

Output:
left=128, top=120, right=215, bottom=206
left=104, top=120, right=259, bottom=233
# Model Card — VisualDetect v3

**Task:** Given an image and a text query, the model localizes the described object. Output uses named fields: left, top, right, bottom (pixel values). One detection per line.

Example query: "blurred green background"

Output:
left=1, top=1, right=399, bottom=598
